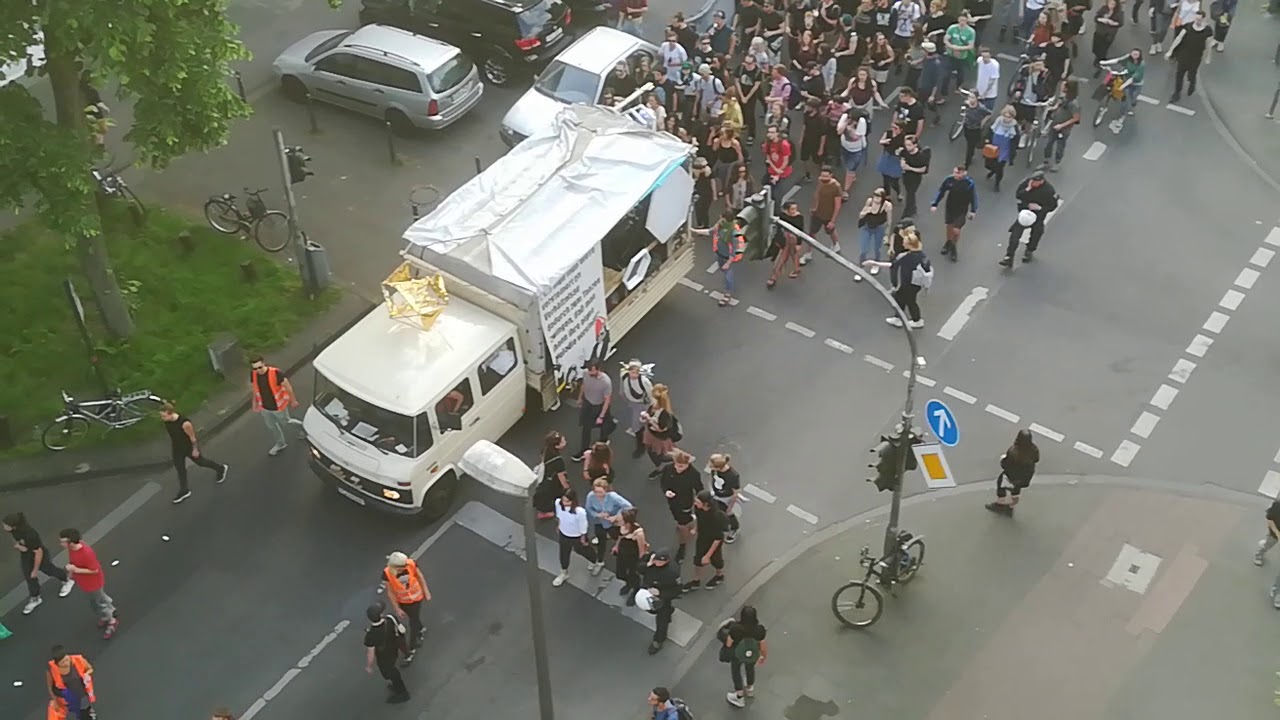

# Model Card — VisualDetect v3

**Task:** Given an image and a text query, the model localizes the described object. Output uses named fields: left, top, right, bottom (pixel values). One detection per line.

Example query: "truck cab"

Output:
left=304, top=297, right=525, bottom=517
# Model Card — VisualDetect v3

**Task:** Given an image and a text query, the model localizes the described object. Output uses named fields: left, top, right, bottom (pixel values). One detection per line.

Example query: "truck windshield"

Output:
left=314, top=373, right=421, bottom=457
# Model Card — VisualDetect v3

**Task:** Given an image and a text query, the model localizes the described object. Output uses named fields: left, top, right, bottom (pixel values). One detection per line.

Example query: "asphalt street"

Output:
left=3, top=4, right=1279, bottom=720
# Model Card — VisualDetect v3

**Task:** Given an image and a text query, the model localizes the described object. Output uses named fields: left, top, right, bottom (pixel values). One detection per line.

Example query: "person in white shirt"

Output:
left=974, top=46, right=1001, bottom=110
left=891, top=0, right=924, bottom=63
left=553, top=488, right=589, bottom=586
left=658, top=32, right=688, bottom=83
left=835, top=108, right=869, bottom=196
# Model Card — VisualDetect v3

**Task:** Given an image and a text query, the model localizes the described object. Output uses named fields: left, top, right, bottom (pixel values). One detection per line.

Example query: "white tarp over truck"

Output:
left=401, top=104, right=695, bottom=409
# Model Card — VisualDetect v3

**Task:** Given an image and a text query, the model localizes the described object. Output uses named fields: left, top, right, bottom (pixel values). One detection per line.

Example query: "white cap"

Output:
left=922, top=41, right=936, bottom=52
left=698, top=63, right=712, bottom=75
left=634, top=588, right=657, bottom=612
left=386, top=551, right=410, bottom=567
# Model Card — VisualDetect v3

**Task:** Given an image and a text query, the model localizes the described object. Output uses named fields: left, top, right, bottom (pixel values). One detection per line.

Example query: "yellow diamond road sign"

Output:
left=912, top=443, right=956, bottom=489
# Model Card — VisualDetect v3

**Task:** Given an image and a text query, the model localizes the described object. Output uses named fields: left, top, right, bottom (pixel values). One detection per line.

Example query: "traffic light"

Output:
left=285, top=146, right=313, bottom=184
left=868, top=435, right=900, bottom=492
left=738, top=191, right=774, bottom=261
left=904, top=428, right=924, bottom=472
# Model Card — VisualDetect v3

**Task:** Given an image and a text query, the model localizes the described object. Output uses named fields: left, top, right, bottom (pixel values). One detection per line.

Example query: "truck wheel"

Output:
left=419, top=470, right=459, bottom=521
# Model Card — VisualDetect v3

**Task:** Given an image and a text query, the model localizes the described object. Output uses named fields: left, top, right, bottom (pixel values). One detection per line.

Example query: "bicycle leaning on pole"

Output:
left=203, top=188, right=292, bottom=253
left=830, top=529, right=926, bottom=628
left=42, top=389, right=166, bottom=451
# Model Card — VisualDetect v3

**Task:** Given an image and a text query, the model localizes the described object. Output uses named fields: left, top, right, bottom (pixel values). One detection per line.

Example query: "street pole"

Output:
left=772, top=216, right=922, bottom=575
left=523, top=485, right=555, bottom=720
left=272, top=127, right=316, bottom=299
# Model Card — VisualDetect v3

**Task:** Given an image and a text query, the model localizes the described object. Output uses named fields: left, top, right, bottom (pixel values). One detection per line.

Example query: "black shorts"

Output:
left=671, top=508, right=695, bottom=526
left=809, top=214, right=835, bottom=235
left=944, top=211, right=968, bottom=228
left=800, top=140, right=823, bottom=162
left=1015, top=103, right=1037, bottom=124
left=694, top=543, right=725, bottom=569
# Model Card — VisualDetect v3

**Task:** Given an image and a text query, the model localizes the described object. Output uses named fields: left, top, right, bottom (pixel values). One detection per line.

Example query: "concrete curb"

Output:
left=665, top=472, right=1267, bottom=688
left=1199, top=78, right=1280, bottom=196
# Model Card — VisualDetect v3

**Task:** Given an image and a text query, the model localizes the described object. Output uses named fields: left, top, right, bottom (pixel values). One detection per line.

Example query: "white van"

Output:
left=305, top=297, right=524, bottom=518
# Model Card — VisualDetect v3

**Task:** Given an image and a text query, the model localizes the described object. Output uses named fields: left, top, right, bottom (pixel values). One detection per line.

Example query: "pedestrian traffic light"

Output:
left=285, top=146, right=313, bottom=184
left=738, top=190, right=774, bottom=261
left=868, top=435, right=900, bottom=492
left=904, top=428, right=924, bottom=472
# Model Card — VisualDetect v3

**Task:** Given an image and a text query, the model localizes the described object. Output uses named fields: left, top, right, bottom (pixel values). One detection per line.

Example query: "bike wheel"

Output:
left=204, top=198, right=241, bottom=234
left=948, top=118, right=964, bottom=142
left=896, top=537, right=927, bottom=585
left=252, top=210, right=291, bottom=253
left=831, top=580, right=884, bottom=628
left=1093, top=99, right=1109, bottom=128
left=42, top=416, right=91, bottom=451
left=120, top=185, right=147, bottom=227
left=1024, top=134, right=1038, bottom=167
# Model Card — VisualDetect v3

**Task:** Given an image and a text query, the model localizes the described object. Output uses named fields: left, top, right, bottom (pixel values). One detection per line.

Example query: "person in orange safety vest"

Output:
left=249, top=355, right=303, bottom=457
left=380, top=552, right=431, bottom=665
left=46, top=645, right=95, bottom=720
left=693, top=209, right=747, bottom=307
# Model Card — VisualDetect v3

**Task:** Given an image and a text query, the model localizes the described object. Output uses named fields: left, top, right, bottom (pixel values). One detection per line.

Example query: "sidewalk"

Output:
left=669, top=477, right=1278, bottom=720
left=1201, top=5, right=1280, bottom=187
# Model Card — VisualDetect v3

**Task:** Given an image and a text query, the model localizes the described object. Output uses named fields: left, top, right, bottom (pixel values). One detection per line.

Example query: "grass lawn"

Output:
left=0, top=201, right=337, bottom=457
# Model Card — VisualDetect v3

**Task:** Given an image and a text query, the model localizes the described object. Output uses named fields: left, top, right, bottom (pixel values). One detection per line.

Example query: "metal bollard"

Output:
left=304, top=92, right=320, bottom=134
left=1268, top=80, right=1280, bottom=120
left=232, top=71, right=247, bottom=103
left=176, top=230, right=194, bottom=255
left=386, top=121, right=401, bottom=165
left=240, top=259, right=258, bottom=283
left=474, top=156, right=483, bottom=175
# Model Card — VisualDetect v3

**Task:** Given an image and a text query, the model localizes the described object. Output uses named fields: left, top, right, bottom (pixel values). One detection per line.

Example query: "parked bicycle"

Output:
left=42, top=389, right=166, bottom=451
left=91, top=163, right=146, bottom=227
left=830, top=530, right=926, bottom=628
left=203, top=188, right=290, bottom=253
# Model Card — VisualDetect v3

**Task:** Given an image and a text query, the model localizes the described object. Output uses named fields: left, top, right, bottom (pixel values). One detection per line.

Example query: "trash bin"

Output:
left=303, top=237, right=332, bottom=292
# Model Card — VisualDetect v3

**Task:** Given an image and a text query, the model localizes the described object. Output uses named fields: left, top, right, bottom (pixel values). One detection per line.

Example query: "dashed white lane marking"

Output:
left=996, top=52, right=1020, bottom=62
left=1149, top=384, right=1179, bottom=411
left=1082, top=141, right=1107, bottom=161
left=1185, top=334, right=1213, bottom=358
left=1073, top=441, right=1104, bottom=459
left=937, top=286, right=989, bottom=341
left=1166, top=103, right=1196, bottom=116
left=943, top=386, right=977, bottom=404
left=786, top=504, right=820, bottom=525
left=1219, top=289, right=1245, bottom=310
left=1029, top=422, right=1065, bottom=443
left=743, top=483, right=777, bottom=503
left=824, top=338, right=853, bottom=353
left=705, top=261, right=720, bottom=274
left=1168, top=358, right=1197, bottom=384
left=1130, top=411, right=1161, bottom=439
left=678, top=277, right=704, bottom=292
left=902, top=370, right=937, bottom=387
left=864, top=354, right=895, bottom=371
left=708, top=291, right=740, bottom=306
left=1202, top=311, right=1230, bottom=334
left=1259, top=470, right=1280, bottom=499
left=984, top=403, right=1021, bottom=423
left=1266, top=227, right=1280, bottom=247
left=1137, top=94, right=1161, bottom=105
left=747, top=305, right=777, bottom=321
left=1249, top=247, right=1275, bottom=268
left=785, top=321, right=816, bottom=338
left=1234, top=267, right=1261, bottom=290
left=1111, top=440, right=1142, bottom=468
left=1274, top=447, right=1280, bottom=464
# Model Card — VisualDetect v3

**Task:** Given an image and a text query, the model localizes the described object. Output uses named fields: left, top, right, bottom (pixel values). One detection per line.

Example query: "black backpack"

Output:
left=672, top=698, right=694, bottom=720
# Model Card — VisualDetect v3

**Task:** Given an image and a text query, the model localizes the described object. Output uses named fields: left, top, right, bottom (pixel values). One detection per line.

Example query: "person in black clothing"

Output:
left=641, top=549, right=683, bottom=654
left=658, top=450, right=703, bottom=564
left=1038, top=32, right=1071, bottom=90
left=999, top=171, right=1059, bottom=266
left=734, top=0, right=764, bottom=54
left=706, top=10, right=733, bottom=55
left=930, top=165, right=978, bottom=260
left=1253, top=499, right=1280, bottom=566
left=606, top=61, right=636, bottom=100
left=1166, top=11, right=1212, bottom=102
left=898, top=134, right=931, bottom=217
left=735, top=54, right=765, bottom=141
left=685, top=491, right=728, bottom=591
left=4, top=512, right=75, bottom=616
left=986, top=429, right=1039, bottom=515
left=863, top=226, right=930, bottom=328
left=160, top=402, right=228, bottom=504
left=721, top=605, right=769, bottom=707
left=708, top=454, right=743, bottom=542
left=363, top=602, right=410, bottom=704
left=670, top=11, right=700, bottom=54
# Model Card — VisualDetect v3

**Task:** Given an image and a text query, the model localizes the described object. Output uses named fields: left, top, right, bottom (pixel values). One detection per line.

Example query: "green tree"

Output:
left=0, top=0, right=252, bottom=338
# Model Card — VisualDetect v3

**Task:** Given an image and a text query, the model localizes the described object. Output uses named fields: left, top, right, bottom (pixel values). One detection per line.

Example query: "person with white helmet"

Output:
left=379, top=551, right=431, bottom=663
left=999, top=170, right=1059, bottom=267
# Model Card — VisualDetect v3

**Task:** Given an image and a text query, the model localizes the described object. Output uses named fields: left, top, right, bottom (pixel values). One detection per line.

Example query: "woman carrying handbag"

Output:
left=986, top=429, right=1040, bottom=515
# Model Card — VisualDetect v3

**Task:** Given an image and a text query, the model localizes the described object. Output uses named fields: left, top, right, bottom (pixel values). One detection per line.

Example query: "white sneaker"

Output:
left=552, top=571, right=569, bottom=587
left=907, top=319, right=925, bottom=329
left=831, top=242, right=841, bottom=253
left=726, top=692, right=746, bottom=708
left=799, top=252, right=813, bottom=266
left=590, top=562, right=604, bottom=576
left=22, top=597, right=42, bottom=615
left=268, top=443, right=287, bottom=456
left=869, top=265, right=879, bottom=275
left=885, top=317, right=904, bottom=327
left=58, top=579, right=75, bottom=597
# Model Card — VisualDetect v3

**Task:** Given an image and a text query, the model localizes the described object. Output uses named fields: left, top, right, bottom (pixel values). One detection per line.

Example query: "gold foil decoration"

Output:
left=382, top=262, right=449, bottom=331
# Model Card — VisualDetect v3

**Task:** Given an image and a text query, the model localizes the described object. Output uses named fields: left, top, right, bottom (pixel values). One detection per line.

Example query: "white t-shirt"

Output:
left=892, top=1, right=922, bottom=37
left=555, top=502, right=588, bottom=538
left=659, top=42, right=688, bottom=82
left=1026, top=0, right=1046, bottom=11
left=975, top=57, right=1001, bottom=99
left=838, top=115, right=868, bottom=152
left=1175, top=0, right=1201, bottom=23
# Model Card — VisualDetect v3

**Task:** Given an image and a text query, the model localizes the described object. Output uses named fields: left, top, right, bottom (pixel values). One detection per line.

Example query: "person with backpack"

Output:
left=649, top=686, right=694, bottom=720
left=641, top=384, right=680, bottom=467
left=363, top=601, right=410, bottom=703
left=863, top=225, right=931, bottom=328
left=719, top=605, right=769, bottom=707
left=986, top=429, right=1040, bottom=515
left=929, top=165, right=979, bottom=261
left=620, top=359, right=655, bottom=458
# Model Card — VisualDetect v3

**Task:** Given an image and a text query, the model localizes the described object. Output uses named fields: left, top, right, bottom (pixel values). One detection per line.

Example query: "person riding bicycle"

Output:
left=1009, top=58, right=1051, bottom=142
left=1099, top=48, right=1145, bottom=133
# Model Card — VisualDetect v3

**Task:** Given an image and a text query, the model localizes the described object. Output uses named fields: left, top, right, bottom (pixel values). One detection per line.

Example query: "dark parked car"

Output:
left=359, top=0, right=573, bottom=87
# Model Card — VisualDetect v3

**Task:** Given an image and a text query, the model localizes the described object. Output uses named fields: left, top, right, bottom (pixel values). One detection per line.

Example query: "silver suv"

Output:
left=272, top=24, right=484, bottom=134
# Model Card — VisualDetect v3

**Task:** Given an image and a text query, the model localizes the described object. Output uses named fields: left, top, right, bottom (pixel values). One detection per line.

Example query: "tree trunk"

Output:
left=45, top=44, right=136, bottom=339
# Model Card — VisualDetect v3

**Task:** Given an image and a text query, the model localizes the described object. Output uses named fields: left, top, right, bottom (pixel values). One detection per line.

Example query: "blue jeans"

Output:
left=859, top=225, right=886, bottom=263
left=718, top=258, right=736, bottom=293
left=980, top=97, right=996, bottom=111
left=1150, top=5, right=1172, bottom=43
left=1020, top=6, right=1042, bottom=39
left=941, top=56, right=968, bottom=95
left=1042, top=128, right=1069, bottom=162
left=1119, top=84, right=1142, bottom=115
left=618, top=16, right=644, bottom=38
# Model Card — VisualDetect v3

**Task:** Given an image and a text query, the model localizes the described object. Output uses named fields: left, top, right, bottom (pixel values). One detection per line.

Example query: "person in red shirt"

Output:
left=761, top=124, right=794, bottom=198
left=59, top=529, right=119, bottom=639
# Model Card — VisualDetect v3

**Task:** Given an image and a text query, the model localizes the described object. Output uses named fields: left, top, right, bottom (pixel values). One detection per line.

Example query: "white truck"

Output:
left=303, top=105, right=696, bottom=518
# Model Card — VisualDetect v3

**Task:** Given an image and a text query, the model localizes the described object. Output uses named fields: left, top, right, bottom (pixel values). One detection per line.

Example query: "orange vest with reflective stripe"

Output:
left=384, top=560, right=426, bottom=604
left=48, top=655, right=95, bottom=710
left=250, top=367, right=290, bottom=411
left=712, top=223, right=746, bottom=263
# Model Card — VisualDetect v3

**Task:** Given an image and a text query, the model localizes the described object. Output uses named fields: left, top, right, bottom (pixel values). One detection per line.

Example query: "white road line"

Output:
left=708, top=291, right=740, bottom=306
left=1149, top=384, right=1179, bottom=411
left=1249, top=247, right=1275, bottom=268
left=1234, top=267, right=1261, bottom=290
left=677, top=277, right=704, bottom=292
left=1168, top=358, right=1197, bottom=384
left=1110, top=440, right=1142, bottom=468
left=824, top=338, right=853, bottom=353
left=1166, top=103, right=1196, bottom=116
left=743, top=483, right=777, bottom=503
left=1082, top=141, right=1107, bottom=161
left=997, top=52, right=1021, bottom=62
left=1073, top=441, right=1104, bottom=459
left=1, top=481, right=162, bottom=617
left=786, top=504, right=820, bottom=525
left=1274, top=447, right=1280, bottom=464
left=1259, top=470, right=1280, bottom=499
left=1219, top=289, right=1245, bottom=310
left=1266, top=227, right=1280, bottom=247
left=1186, top=334, right=1213, bottom=358
left=1137, top=94, right=1160, bottom=105
left=984, top=403, right=1021, bottom=423
left=1029, top=422, right=1065, bottom=442
left=936, top=286, right=989, bottom=341
left=943, top=386, right=977, bottom=404
left=864, top=354, right=894, bottom=371
left=902, top=370, right=937, bottom=387
left=1202, top=311, right=1230, bottom=334
left=1130, top=411, right=1161, bottom=439
left=785, top=321, right=816, bottom=338
left=747, top=305, right=777, bottom=321
left=705, top=261, right=719, bottom=274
